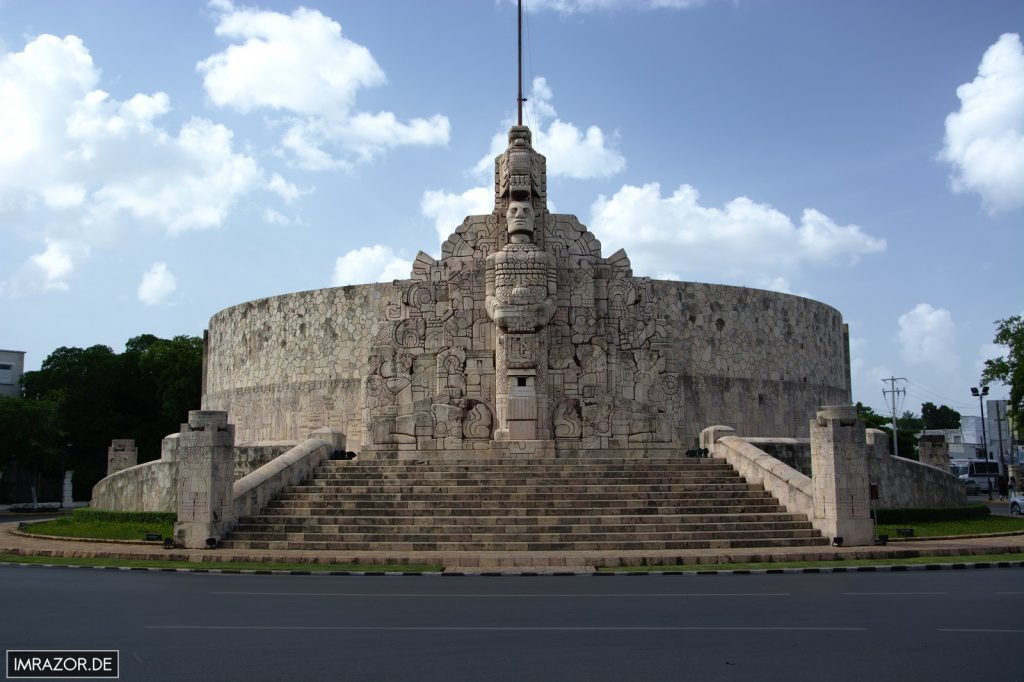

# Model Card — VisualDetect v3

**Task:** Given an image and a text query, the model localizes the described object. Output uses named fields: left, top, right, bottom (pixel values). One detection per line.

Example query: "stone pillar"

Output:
left=173, top=411, right=235, bottom=549
left=918, top=434, right=949, bottom=472
left=62, top=471, right=74, bottom=507
left=107, top=439, right=138, bottom=476
left=865, top=428, right=890, bottom=458
left=809, top=405, right=873, bottom=546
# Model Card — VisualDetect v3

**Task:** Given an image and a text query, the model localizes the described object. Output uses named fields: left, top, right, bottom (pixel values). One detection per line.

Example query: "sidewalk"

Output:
left=3, top=521, right=1023, bottom=571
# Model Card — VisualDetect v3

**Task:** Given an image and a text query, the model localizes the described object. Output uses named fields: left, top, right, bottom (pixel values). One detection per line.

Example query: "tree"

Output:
left=855, top=402, right=889, bottom=430
left=920, top=402, right=961, bottom=430
left=854, top=403, right=917, bottom=460
left=17, top=334, right=203, bottom=498
left=981, top=315, right=1023, bottom=440
left=0, top=397, right=63, bottom=503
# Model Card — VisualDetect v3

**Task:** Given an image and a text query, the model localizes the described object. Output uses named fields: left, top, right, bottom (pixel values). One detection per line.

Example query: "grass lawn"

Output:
left=0, top=553, right=443, bottom=573
left=875, top=516, right=1024, bottom=538
left=22, top=516, right=174, bottom=542
left=598, top=552, right=1024, bottom=573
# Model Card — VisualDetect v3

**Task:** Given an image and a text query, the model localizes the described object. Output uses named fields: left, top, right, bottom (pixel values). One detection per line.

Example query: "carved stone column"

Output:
left=173, top=410, right=235, bottom=548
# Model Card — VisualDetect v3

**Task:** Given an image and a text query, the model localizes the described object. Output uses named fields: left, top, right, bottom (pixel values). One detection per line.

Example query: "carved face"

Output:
left=506, top=201, right=534, bottom=237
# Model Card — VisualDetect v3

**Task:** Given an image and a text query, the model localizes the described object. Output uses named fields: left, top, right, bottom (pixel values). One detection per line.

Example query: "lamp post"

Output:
left=971, top=386, right=991, bottom=500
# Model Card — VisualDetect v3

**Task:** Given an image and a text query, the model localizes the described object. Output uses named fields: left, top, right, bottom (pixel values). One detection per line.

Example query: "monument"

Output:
left=202, top=120, right=852, bottom=453
left=200, top=3, right=852, bottom=455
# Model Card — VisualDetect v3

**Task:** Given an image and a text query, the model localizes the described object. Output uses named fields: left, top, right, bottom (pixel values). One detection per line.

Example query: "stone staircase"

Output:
left=222, top=456, right=827, bottom=553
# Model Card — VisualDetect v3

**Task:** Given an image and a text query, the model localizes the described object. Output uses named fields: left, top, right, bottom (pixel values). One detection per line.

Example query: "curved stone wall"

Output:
left=203, top=279, right=850, bottom=449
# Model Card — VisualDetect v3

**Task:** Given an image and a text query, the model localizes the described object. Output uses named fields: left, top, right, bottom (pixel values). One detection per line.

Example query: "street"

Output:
left=2, top=565, right=1021, bottom=681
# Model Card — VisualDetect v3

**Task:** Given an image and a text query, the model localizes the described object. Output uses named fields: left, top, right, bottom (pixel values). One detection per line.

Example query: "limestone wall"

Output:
left=90, top=459, right=177, bottom=513
left=203, top=280, right=850, bottom=448
left=203, top=283, right=392, bottom=445
left=870, top=453, right=966, bottom=509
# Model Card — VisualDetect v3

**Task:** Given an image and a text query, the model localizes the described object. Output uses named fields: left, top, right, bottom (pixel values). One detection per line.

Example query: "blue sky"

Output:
left=1, top=0, right=1021, bottom=423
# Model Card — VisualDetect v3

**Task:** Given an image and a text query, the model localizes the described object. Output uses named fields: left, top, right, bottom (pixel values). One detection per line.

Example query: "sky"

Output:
left=1, top=0, right=1021, bottom=424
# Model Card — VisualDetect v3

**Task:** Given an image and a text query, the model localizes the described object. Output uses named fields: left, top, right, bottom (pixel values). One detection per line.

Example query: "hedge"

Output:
left=872, top=504, right=990, bottom=524
left=71, top=509, right=177, bottom=525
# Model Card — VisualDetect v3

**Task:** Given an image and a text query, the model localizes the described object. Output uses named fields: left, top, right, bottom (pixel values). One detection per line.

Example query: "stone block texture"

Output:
left=203, top=126, right=851, bottom=454
left=809, top=405, right=873, bottom=545
left=173, top=410, right=236, bottom=548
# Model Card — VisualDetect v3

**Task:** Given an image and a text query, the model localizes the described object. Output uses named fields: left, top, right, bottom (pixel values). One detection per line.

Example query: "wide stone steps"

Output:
left=222, top=456, right=827, bottom=552
left=221, top=537, right=828, bottom=552
left=237, top=511, right=809, bottom=527
left=294, top=481, right=755, bottom=493
left=259, top=502, right=790, bottom=516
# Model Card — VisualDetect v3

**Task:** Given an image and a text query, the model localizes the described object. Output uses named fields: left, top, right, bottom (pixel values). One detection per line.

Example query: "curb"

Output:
left=1, top=560, right=1021, bottom=577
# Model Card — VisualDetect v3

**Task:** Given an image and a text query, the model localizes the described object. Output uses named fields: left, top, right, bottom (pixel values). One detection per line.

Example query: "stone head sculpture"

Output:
left=506, top=200, right=534, bottom=242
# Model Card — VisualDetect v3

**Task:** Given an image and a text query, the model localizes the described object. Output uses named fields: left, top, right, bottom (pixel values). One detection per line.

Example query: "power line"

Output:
left=903, top=378, right=977, bottom=410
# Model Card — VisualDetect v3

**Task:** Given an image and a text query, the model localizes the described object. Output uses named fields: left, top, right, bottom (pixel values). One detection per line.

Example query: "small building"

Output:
left=0, top=349, right=26, bottom=398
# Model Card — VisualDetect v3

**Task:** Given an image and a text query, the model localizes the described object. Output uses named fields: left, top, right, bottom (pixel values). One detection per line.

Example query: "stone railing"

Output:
left=232, top=438, right=334, bottom=521
left=704, top=430, right=813, bottom=521
left=91, top=434, right=180, bottom=513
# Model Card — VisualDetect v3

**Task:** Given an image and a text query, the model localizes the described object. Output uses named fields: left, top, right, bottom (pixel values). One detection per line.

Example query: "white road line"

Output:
left=842, top=592, right=948, bottom=596
left=149, top=625, right=865, bottom=632
left=210, top=592, right=791, bottom=598
left=937, top=628, right=1024, bottom=634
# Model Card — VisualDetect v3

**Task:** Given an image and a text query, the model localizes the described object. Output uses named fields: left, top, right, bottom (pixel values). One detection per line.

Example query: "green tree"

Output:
left=0, top=397, right=63, bottom=503
left=854, top=403, right=918, bottom=460
left=981, top=315, right=1023, bottom=440
left=855, top=402, right=889, bottom=430
left=17, top=334, right=203, bottom=498
left=920, top=402, right=961, bottom=430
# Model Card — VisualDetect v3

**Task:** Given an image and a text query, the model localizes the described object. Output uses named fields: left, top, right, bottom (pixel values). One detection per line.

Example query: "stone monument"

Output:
left=361, top=125, right=683, bottom=458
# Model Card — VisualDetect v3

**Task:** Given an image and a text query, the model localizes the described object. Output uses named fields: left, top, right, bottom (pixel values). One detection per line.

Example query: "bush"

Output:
left=71, top=509, right=176, bottom=525
left=873, top=504, right=990, bottom=524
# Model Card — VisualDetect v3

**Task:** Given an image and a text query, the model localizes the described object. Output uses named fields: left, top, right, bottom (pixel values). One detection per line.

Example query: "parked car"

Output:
left=1010, top=491, right=1023, bottom=515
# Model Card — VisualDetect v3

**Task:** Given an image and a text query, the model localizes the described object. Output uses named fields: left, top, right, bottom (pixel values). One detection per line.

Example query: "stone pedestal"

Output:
left=107, top=439, right=138, bottom=476
left=918, top=434, right=949, bottom=472
left=62, top=471, right=74, bottom=507
left=810, top=405, right=873, bottom=546
left=173, top=411, right=236, bottom=549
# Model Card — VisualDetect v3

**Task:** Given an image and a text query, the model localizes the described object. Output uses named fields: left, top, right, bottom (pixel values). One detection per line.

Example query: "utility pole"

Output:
left=882, top=377, right=906, bottom=458
left=994, top=400, right=1007, bottom=479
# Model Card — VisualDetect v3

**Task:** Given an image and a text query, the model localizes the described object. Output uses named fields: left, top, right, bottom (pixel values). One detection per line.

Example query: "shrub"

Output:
left=71, top=509, right=176, bottom=525
left=873, top=504, right=990, bottom=524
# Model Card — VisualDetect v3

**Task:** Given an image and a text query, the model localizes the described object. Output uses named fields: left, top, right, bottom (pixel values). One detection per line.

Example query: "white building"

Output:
left=0, top=349, right=26, bottom=398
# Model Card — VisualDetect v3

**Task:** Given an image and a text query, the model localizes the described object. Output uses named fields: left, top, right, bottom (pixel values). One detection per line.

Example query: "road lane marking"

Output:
left=842, top=592, right=948, bottom=596
left=149, top=625, right=864, bottom=632
left=938, top=628, right=1024, bottom=634
left=210, top=591, right=790, bottom=597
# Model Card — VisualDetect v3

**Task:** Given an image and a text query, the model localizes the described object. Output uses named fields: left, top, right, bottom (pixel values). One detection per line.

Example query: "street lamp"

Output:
left=971, top=386, right=991, bottom=500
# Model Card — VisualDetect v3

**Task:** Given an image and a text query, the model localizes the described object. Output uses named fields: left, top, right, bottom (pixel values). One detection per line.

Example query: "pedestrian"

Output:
left=997, top=475, right=1008, bottom=500
left=1009, top=475, right=1017, bottom=495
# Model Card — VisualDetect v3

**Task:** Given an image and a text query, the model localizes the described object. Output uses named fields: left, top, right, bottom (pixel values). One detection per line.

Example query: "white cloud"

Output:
left=31, top=240, right=77, bottom=291
left=266, top=173, right=301, bottom=203
left=420, top=186, right=493, bottom=245
left=474, top=77, right=624, bottom=180
left=587, top=182, right=885, bottom=284
left=1, top=239, right=86, bottom=296
left=941, top=33, right=1024, bottom=214
left=897, top=303, right=958, bottom=368
left=522, top=0, right=703, bottom=12
left=0, top=32, right=269, bottom=279
left=332, top=245, right=411, bottom=286
left=263, top=208, right=291, bottom=225
left=200, top=2, right=449, bottom=170
left=137, top=262, right=177, bottom=305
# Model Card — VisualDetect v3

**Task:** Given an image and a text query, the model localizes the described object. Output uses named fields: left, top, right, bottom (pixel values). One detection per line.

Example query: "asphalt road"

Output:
left=2, top=566, right=1022, bottom=682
